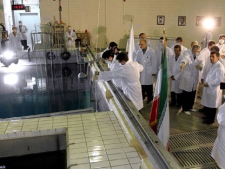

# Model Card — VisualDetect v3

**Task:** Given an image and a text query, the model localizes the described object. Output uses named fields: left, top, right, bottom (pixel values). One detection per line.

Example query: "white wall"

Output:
left=3, top=0, right=223, bottom=49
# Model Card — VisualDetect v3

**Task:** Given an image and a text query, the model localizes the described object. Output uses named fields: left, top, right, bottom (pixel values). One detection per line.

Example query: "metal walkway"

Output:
left=170, top=129, right=219, bottom=169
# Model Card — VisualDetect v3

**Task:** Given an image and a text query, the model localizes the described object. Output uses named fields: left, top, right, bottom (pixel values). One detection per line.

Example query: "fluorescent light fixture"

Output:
left=203, top=18, right=215, bottom=30
left=4, top=74, right=18, bottom=85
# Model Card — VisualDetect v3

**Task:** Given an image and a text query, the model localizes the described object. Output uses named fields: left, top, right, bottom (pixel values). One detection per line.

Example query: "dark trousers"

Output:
left=182, top=90, right=196, bottom=111
left=21, top=40, right=28, bottom=49
left=202, top=106, right=217, bottom=124
left=171, top=92, right=182, bottom=106
left=141, top=85, right=153, bottom=102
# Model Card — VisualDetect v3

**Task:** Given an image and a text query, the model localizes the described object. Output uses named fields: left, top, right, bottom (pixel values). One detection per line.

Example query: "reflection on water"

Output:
left=0, top=63, right=91, bottom=118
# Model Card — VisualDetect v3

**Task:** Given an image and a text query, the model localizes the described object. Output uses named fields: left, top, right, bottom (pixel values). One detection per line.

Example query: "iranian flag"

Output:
left=149, top=35, right=170, bottom=150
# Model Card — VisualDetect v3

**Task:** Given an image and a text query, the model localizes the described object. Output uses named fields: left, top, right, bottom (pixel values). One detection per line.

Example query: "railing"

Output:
left=87, top=46, right=181, bottom=169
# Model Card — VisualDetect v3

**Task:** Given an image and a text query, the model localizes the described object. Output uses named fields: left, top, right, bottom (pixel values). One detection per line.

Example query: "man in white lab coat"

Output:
left=64, top=26, right=77, bottom=48
left=217, top=35, right=225, bottom=65
left=156, top=37, right=173, bottom=72
left=199, top=40, right=216, bottom=83
left=134, top=33, right=151, bottom=53
left=8, top=27, right=22, bottom=51
left=179, top=45, right=202, bottom=115
left=201, top=51, right=224, bottom=124
left=211, top=101, right=225, bottom=168
left=136, top=39, right=157, bottom=103
left=17, top=21, right=29, bottom=50
left=183, top=41, right=198, bottom=57
left=216, top=34, right=225, bottom=49
left=170, top=37, right=187, bottom=55
left=94, top=52, right=144, bottom=110
left=127, top=33, right=151, bottom=61
left=101, top=50, right=122, bottom=89
left=103, top=42, right=118, bottom=53
left=167, top=45, right=184, bottom=107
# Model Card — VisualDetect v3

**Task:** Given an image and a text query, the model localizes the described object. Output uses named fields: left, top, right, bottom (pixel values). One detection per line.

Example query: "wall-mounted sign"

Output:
left=12, top=4, right=25, bottom=10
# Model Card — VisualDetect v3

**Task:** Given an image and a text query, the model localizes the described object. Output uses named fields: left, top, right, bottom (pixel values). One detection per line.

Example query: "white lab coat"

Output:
left=211, top=102, right=225, bottom=169
left=216, top=43, right=225, bottom=50
left=179, top=50, right=202, bottom=92
left=198, top=47, right=210, bottom=81
left=156, top=45, right=173, bottom=71
left=136, top=47, right=157, bottom=85
left=182, top=49, right=191, bottom=57
left=170, top=45, right=187, bottom=55
left=64, top=31, right=77, bottom=48
left=107, top=57, right=123, bottom=89
left=132, top=42, right=151, bottom=61
left=201, top=61, right=224, bottom=108
left=8, top=32, right=22, bottom=50
left=219, top=44, right=225, bottom=56
left=17, top=25, right=28, bottom=40
left=167, top=54, right=184, bottom=93
left=98, top=61, right=144, bottom=110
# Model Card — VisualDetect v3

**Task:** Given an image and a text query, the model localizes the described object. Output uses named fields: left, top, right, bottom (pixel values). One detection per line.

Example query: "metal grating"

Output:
left=170, top=129, right=217, bottom=149
left=172, top=146, right=216, bottom=168
left=194, top=166, right=220, bottom=169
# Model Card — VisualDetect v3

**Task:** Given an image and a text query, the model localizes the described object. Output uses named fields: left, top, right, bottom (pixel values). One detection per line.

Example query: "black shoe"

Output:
left=169, top=103, right=176, bottom=107
left=198, top=109, right=204, bottom=113
left=202, top=121, right=213, bottom=125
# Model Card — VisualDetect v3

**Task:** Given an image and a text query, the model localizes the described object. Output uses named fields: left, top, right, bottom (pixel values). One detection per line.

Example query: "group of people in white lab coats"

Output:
left=93, top=34, right=225, bottom=168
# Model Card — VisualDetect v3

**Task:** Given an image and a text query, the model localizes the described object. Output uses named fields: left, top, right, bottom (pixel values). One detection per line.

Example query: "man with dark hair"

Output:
left=93, top=52, right=144, bottom=110
left=200, top=40, right=216, bottom=82
left=171, top=37, right=187, bottom=54
left=17, top=21, right=29, bottom=50
left=128, top=32, right=151, bottom=61
left=168, top=45, right=184, bottom=107
left=103, top=41, right=118, bottom=53
left=179, top=45, right=202, bottom=115
left=101, top=50, right=122, bottom=89
left=198, top=40, right=216, bottom=83
left=201, top=51, right=224, bottom=124
left=136, top=39, right=157, bottom=103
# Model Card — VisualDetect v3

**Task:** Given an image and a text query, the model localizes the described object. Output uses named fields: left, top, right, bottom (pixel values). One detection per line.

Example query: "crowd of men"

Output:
left=94, top=33, right=225, bottom=126
left=93, top=33, right=225, bottom=168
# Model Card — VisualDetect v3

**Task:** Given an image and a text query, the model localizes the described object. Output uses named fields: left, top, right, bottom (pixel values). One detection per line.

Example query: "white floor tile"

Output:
left=110, top=159, right=129, bottom=167
left=108, top=153, right=127, bottom=161
left=89, top=155, right=108, bottom=163
left=112, top=165, right=132, bottom=169
left=90, top=160, right=110, bottom=168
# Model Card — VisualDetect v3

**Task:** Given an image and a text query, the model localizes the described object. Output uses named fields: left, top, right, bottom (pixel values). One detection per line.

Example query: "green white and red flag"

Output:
left=149, top=34, right=170, bottom=150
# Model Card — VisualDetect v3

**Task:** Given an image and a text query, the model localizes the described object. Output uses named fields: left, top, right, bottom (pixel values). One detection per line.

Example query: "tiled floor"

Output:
left=0, top=111, right=145, bottom=169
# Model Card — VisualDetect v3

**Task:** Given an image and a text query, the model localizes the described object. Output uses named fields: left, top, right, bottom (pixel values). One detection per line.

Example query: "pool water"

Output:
left=0, top=63, right=91, bottom=119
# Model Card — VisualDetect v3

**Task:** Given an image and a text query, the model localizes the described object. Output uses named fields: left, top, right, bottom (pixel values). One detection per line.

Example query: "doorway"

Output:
left=19, top=13, right=41, bottom=45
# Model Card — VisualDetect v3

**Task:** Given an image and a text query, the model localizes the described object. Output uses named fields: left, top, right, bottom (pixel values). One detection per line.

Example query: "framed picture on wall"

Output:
left=157, top=15, right=165, bottom=25
left=178, top=16, right=186, bottom=26
left=214, top=17, right=221, bottom=27
left=196, top=16, right=205, bottom=26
